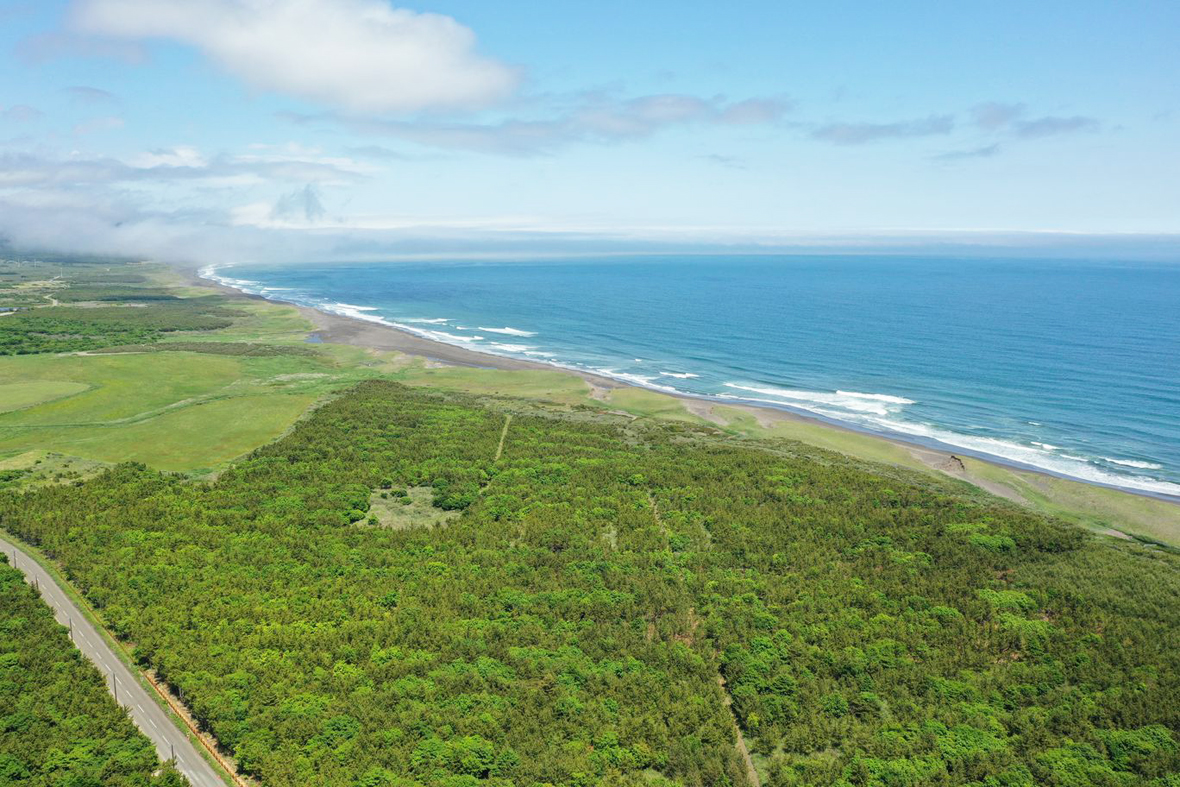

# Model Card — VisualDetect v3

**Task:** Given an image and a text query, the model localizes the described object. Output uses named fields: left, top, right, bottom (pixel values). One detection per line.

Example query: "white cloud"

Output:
left=288, top=93, right=792, bottom=156
left=128, top=145, right=208, bottom=168
left=932, top=143, right=1002, bottom=162
left=0, top=146, right=366, bottom=187
left=70, top=0, right=518, bottom=113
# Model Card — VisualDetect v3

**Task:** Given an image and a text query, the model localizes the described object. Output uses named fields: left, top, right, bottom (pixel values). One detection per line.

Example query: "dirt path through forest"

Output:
left=494, top=414, right=512, bottom=461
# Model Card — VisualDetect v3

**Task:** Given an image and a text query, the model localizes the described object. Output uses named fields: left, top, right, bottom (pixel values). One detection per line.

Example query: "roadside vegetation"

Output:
left=2, top=253, right=1179, bottom=786
left=2, top=380, right=1177, bottom=786
left=0, top=558, right=187, bottom=785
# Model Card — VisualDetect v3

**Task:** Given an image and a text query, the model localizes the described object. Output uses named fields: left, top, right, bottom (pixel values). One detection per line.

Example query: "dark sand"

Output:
left=190, top=268, right=1180, bottom=511
left=300, top=302, right=1037, bottom=502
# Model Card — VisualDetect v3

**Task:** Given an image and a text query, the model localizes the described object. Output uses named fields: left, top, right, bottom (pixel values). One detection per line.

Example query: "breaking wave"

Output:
left=197, top=262, right=1178, bottom=500
left=723, top=384, right=914, bottom=417
left=1104, top=458, right=1164, bottom=471
left=719, top=382, right=1179, bottom=497
left=479, top=326, right=537, bottom=337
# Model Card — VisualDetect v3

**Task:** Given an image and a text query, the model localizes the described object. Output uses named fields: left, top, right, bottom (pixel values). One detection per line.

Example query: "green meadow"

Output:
left=0, top=380, right=91, bottom=414
left=0, top=351, right=331, bottom=472
left=2, top=255, right=1179, bottom=787
left=2, top=255, right=1177, bottom=544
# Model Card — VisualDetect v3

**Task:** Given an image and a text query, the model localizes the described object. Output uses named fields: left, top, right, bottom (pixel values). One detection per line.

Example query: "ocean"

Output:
left=204, top=255, right=1180, bottom=498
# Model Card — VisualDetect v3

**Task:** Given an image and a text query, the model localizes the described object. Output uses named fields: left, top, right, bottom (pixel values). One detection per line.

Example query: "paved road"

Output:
left=1, top=535, right=227, bottom=787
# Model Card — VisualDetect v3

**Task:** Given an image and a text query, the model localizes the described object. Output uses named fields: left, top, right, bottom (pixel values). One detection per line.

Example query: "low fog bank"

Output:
left=2, top=196, right=1178, bottom=266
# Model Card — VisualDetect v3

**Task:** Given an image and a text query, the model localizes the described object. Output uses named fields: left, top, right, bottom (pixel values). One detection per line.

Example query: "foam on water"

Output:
left=488, top=342, right=535, bottom=353
left=200, top=264, right=263, bottom=292
left=599, top=370, right=681, bottom=393
left=836, top=390, right=917, bottom=405
left=1104, top=458, right=1164, bottom=470
left=430, top=330, right=483, bottom=343
left=724, top=384, right=913, bottom=417
left=322, top=302, right=393, bottom=326
left=717, top=386, right=1180, bottom=497
left=886, top=423, right=1180, bottom=497
left=479, top=326, right=537, bottom=337
left=199, top=257, right=1180, bottom=500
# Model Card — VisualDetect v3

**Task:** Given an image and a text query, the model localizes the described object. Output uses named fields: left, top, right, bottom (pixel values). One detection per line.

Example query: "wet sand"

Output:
left=302, top=299, right=1034, bottom=502
left=188, top=268, right=1180, bottom=513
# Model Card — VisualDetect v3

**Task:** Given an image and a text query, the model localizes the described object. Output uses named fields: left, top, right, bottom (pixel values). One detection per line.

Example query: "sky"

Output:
left=0, top=0, right=1178, bottom=262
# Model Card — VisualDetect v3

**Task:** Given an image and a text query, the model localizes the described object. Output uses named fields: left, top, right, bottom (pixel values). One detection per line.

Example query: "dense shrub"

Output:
left=0, top=559, right=187, bottom=785
left=1, top=381, right=1176, bottom=786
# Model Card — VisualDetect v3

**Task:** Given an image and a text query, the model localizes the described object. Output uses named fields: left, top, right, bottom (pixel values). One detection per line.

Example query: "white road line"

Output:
left=2, top=535, right=229, bottom=787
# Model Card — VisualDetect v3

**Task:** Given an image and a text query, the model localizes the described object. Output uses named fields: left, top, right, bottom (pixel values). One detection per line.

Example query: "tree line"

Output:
left=1, top=381, right=1177, bottom=786
left=0, top=558, right=187, bottom=785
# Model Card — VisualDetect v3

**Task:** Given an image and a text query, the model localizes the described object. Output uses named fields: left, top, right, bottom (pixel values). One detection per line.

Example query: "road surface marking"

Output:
left=2, top=535, right=230, bottom=787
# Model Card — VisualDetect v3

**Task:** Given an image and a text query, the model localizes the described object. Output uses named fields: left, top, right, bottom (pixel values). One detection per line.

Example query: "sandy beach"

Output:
left=190, top=268, right=1058, bottom=504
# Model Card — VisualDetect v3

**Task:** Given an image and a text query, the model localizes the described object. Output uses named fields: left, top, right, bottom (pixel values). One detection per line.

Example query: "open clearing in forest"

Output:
left=366, top=486, right=461, bottom=530
left=5, top=259, right=1177, bottom=546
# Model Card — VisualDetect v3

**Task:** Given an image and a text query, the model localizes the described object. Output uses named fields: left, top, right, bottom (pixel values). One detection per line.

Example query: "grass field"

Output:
left=0, top=347, right=361, bottom=472
left=0, top=266, right=407, bottom=472
left=960, top=455, right=1180, bottom=546
left=4, top=257, right=1178, bottom=545
left=0, top=450, right=106, bottom=488
left=166, top=297, right=314, bottom=344
left=6, top=393, right=319, bottom=471
left=0, top=352, right=247, bottom=423
left=396, top=364, right=595, bottom=404
left=0, top=380, right=90, bottom=413
left=605, top=387, right=708, bottom=422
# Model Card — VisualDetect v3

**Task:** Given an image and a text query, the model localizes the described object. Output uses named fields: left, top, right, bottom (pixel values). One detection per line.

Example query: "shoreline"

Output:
left=186, top=266, right=1180, bottom=509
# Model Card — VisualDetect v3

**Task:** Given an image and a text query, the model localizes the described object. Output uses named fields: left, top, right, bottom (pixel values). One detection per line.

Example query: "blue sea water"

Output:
left=206, top=255, right=1180, bottom=498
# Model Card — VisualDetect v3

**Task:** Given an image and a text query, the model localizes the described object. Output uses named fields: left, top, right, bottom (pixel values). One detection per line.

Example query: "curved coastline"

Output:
left=196, top=263, right=1180, bottom=505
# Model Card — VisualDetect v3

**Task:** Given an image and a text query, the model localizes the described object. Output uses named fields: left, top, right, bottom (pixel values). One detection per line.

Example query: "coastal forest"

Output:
left=2, top=380, right=1178, bottom=787
left=0, top=558, right=186, bottom=785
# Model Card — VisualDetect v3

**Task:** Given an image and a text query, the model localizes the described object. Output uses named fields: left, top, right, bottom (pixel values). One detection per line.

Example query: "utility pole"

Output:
left=112, top=670, right=118, bottom=704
